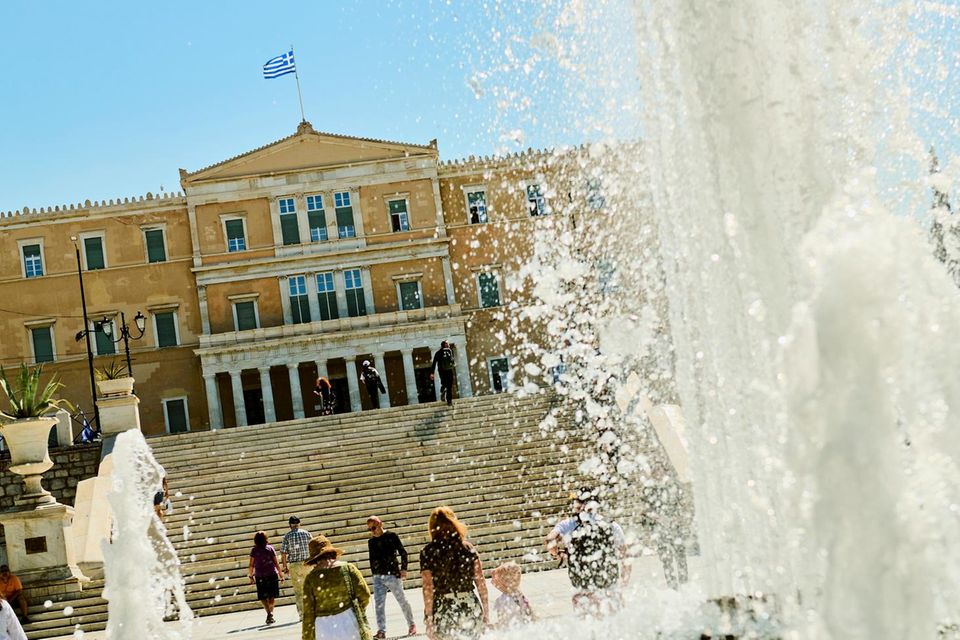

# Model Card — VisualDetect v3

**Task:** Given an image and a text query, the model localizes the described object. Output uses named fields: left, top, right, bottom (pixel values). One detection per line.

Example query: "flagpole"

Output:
left=291, top=45, right=306, bottom=122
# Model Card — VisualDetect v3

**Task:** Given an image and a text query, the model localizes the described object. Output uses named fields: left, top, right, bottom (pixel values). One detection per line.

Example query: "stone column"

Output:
left=441, top=257, right=457, bottom=306
left=230, top=370, right=248, bottom=427
left=288, top=364, right=305, bottom=420
left=344, top=357, right=362, bottom=412
left=316, top=359, right=329, bottom=379
left=306, top=272, right=322, bottom=323
left=361, top=267, right=376, bottom=314
left=203, top=373, right=222, bottom=429
left=452, top=341, right=473, bottom=398
left=401, top=348, right=419, bottom=406
left=259, top=367, right=277, bottom=423
left=433, top=368, right=442, bottom=402
left=374, top=353, right=391, bottom=408
left=333, top=271, right=349, bottom=317
left=197, top=285, right=211, bottom=335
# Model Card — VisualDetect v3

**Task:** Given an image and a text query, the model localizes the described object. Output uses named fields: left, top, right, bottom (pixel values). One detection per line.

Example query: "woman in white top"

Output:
left=0, top=597, right=27, bottom=640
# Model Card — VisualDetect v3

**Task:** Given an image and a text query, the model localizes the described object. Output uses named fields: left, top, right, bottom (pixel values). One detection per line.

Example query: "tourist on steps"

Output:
left=545, top=487, right=629, bottom=617
left=282, top=515, right=314, bottom=621
left=360, top=361, right=386, bottom=409
left=301, top=535, right=372, bottom=640
left=0, top=593, right=26, bottom=640
left=429, top=341, right=456, bottom=406
left=420, top=506, right=488, bottom=640
left=248, top=531, right=284, bottom=625
left=0, top=566, right=29, bottom=626
left=314, top=376, right=337, bottom=415
left=366, top=516, right=417, bottom=639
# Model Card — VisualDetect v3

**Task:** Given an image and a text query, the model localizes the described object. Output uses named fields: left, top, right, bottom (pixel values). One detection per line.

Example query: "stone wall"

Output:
left=0, top=443, right=101, bottom=510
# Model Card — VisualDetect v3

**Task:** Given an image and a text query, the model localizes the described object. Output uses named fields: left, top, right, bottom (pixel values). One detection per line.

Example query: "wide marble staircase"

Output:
left=26, top=391, right=586, bottom=638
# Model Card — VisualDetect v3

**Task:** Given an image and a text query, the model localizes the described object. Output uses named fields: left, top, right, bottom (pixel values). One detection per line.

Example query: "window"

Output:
left=465, top=187, right=488, bottom=224
left=153, top=311, right=179, bottom=348
left=489, top=357, right=510, bottom=393
left=344, top=268, right=367, bottom=317
left=233, top=300, right=259, bottom=331
left=526, top=184, right=547, bottom=217
left=225, top=218, right=246, bottom=252
left=94, top=319, right=116, bottom=356
left=278, top=197, right=300, bottom=245
left=21, top=243, right=43, bottom=278
left=334, top=191, right=356, bottom=238
left=289, top=275, right=311, bottom=324
left=398, top=281, right=422, bottom=311
left=82, top=235, right=106, bottom=270
left=477, top=272, right=501, bottom=308
left=316, top=272, right=339, bottom=321
left=163, top=397, right=190, bottom=434
left=144, top=228, right=167, bottom=263
left=586, top=178, right=605, bottom=210
left=31, top=326, right=54, bottom=363
left=388, top=199, right=410, bottom=232
left=307, top=195, right=328, bottom=242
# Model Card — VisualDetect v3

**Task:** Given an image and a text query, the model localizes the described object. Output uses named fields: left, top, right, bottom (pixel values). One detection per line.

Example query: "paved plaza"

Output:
left=56, top=556, right=701, bottom=639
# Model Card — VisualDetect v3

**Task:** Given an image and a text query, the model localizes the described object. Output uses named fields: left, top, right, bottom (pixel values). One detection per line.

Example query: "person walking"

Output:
left=429, top=341, right=456, bottom=406
left=420, top=506, right=488, bottom=640
left=248, top=531, right=284, bottom=625
left=301, top=534, right=372, bottom=640
left=281, top=515, right=314, bottom=621
left=359, top=361, right=386, bottom=409
left=366, top=516, right=416, bottom=639
left=490, top=561, right=535, bottom=629
left=314, top=376, right=337, bottom=415
left=0, top=594, right=26, bottom=640
left=545, top=487, right=629, bottom=617
left=153, top=476, right=171, bottom=523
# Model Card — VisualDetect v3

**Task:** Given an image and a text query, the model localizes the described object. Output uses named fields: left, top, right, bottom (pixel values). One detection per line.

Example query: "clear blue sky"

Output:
left=0, top=1, right=639, bottom=213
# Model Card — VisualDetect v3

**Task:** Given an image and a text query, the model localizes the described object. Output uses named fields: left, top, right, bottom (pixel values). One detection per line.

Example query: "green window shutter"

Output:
left=165, top=399, right=189, bottom=433
left=318, top=292, right=338, bottom=321
left=399, top=282, right=421, bottom=310
left=389, top=200, right=407, bottom=215
left=155, top=312, right=178, bottom=348
left=145, top=229, right=166, bottom=263
left=225, top=219, right=246, bottom=251
left=479, top=273, right=501, bottom=307
left=95, top=325, right=115, bottom=355
left=308, top=209, right=327, bottom=240
left=84, top=237, right=105, bottom=270
left=31, top=327, right=54, bottom=363
left=336, top=207, right=355, bottom=238
left=346, top=288, right=366, bottom=317
left=291, top=296, right=311, bottom=324
left=280, top=214, right=300, bottom=245
left=235, top=301, right=257, bottom=331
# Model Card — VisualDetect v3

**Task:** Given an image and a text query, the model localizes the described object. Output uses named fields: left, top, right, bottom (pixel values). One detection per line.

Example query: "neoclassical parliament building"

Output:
left=0, top=122, right=598, bottom=435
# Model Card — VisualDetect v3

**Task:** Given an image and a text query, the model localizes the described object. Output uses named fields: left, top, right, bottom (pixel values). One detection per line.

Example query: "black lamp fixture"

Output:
left=104, top=311, right=147, bottom=377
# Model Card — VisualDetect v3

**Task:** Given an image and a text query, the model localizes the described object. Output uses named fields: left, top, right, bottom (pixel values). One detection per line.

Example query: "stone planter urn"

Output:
left=96, top=376, right=134, bottom=397
left=0, top=415, right=58, bottom=506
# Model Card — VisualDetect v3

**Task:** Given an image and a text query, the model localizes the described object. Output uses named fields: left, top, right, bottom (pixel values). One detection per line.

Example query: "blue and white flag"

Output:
left=263, top=50, right=296, bottom=79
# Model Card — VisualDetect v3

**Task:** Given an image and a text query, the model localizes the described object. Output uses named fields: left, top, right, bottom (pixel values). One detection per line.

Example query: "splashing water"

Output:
left=102, top=430, right=192, bottom=639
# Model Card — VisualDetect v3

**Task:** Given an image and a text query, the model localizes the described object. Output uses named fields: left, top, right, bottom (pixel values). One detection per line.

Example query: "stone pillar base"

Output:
left=0, top=504, right=88, bottom=585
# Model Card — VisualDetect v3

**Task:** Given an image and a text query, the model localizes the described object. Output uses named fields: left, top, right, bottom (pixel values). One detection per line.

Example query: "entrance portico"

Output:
left=196, top=305, right=472, bottom=428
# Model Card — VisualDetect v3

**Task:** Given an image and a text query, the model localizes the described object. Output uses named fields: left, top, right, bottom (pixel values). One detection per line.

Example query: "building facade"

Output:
left=0, top=122, right=595, bottom=436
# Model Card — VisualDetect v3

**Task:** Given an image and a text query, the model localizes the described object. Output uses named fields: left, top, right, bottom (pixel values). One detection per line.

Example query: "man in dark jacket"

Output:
left=430, top=340, right=456, bottom=406
left=360, top=360, right=387, bottom=409
left=367, top=516, right=416, bottom=638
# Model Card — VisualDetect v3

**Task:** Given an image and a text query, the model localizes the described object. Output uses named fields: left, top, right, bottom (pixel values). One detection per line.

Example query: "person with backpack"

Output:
left=360, top=361, right=386, bottom=409
left=430, top=341, right=456, bottom=406
left=545, top=487, right=628, bottom=616
left=313, top=376, right=336, bottom=415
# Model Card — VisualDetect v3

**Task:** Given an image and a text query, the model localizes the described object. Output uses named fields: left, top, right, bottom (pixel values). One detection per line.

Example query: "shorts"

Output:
left=432, top=591, right=482, bottom=640
left=256, top=575, right=280, bottom=600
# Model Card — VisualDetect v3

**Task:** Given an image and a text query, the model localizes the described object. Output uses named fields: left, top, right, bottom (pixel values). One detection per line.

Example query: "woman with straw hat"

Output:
left=301, top=535, right=372, bottom=640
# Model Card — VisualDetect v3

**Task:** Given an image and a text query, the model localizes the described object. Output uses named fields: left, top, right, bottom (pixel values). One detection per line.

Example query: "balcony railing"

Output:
left=199, top=303, right=464, bottom=349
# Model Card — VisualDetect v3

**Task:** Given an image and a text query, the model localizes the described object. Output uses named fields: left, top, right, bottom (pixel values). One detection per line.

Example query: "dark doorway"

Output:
left=415, top=367, right=437, bottom=403
left=244, top=388, right=265, bottom=425
left=330, top=378, right=351, bottom=414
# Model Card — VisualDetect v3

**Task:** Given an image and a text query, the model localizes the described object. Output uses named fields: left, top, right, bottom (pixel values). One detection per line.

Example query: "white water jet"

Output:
left=101, top=430, right=192, bottom=639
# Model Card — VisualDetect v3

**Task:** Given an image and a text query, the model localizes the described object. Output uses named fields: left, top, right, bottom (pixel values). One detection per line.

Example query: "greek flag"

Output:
left=263, top=50, right=296, bottom=79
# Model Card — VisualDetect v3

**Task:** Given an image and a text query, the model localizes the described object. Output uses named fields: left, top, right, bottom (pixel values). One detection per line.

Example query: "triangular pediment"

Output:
left=181, top=122, right=437, bottom=184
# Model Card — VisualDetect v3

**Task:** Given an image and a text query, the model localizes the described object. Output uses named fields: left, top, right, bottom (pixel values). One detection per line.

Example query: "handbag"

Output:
left=340, top=564, right=372, bottom=640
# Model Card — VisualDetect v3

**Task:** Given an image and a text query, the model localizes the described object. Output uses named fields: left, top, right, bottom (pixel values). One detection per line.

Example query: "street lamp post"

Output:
left=102, top=311, right=147, bottom=377
left=71, top=237, right=100, bottom=431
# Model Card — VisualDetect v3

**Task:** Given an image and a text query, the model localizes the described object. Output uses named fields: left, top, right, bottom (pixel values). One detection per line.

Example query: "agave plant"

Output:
left=94, top=358, right=128, bottom=381
left=0, top=364, right=75, bottom=420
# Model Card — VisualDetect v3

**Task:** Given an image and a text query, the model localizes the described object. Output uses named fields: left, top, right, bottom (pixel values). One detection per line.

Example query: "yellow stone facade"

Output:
left=0, top=122, right=594, bottom=436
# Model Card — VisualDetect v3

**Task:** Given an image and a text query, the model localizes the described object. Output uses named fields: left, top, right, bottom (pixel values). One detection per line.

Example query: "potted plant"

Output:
left=0, top=364, right=76, bottom=505
left=95, top=359, right=133, bottom=397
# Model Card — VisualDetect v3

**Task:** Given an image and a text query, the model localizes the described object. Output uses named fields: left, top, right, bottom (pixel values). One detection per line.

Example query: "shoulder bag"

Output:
left=340, top=564, right=372, bottom=640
